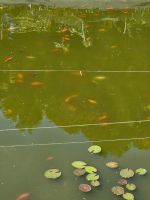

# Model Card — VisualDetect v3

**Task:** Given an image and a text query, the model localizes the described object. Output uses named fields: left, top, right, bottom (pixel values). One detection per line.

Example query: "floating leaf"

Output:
left=120, top=169, right=134, bottom=178
left=79, top=184, right=91, bottom=193
left=136, top=168, right=147, bottom=175
left=71, top=161, right=87, bottom=169
left=123, top=193, right=134, bottom=200
left=73, top=169, right=86, bottom=177
left=86, top=173, right=99, bottom=181
left=88, top=145, right=101, bottom=154
left=118, top=179, right=128, bottom=186
left=90, top=180, right=100, bottom=187
left=44, top=169, right=61, bottom=179
left=111, top=186, right=124, bottom=196
left=126, top=183, right=136, bottom=191
left=85, top=166, right=97, bottom=174
left=105, top=161, right=119, bottom=169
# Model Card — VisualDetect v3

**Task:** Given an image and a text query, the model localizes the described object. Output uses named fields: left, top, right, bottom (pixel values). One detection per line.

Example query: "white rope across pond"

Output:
left=0, top=136, right=150, bottom=148
left=0, top=69, right=150, bottom=73
left=0, top=119, right=150, bottom=133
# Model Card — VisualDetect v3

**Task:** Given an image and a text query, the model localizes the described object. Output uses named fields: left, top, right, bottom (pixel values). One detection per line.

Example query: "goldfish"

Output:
left=98, top=28, right=106, bottom=32
left=31, top=81, right=44, bottom=87
left=97, top=114, right=108, bottom=121
left=88, top=99, right=97, bottom=104
left=79, top=71, right=83, bottom=77
left=63, top=35, right=70, bottom=41
left=61, top=27, right=69, bottom=33
left=65, top=94, right=78, bottom=103
left=4, top=56, right=13, bottom=63
left=111, top=45, right=118, bottom=49
left=26, top=56, right=35, bottom=59
left=93, top=76, right=106, bottom=80
left=16, top=193, right=30, bottom=200
left=16, top=73, right=24, bottom=79
left=47, top=155, right=54, bottom=161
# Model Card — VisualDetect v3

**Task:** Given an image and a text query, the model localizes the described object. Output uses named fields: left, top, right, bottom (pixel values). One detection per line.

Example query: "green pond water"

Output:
left=0, top=4, right=150, bottom=200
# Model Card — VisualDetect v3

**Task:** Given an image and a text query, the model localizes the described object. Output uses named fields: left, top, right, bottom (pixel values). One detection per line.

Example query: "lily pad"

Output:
left=72, top=161, right=87, bottom=169
left=86, top=173, right=99, bottom=181
left=106, top=161, right=119, bottom=169
left=118, top=179, right=128, bottom=186
left=44, top=169, right=61, bottom=179
left=79, top=184, right=91, bottom=193
left=120, top=169, right=134, bottom=178
left=111, top=186, right=124, bottom=196
left=73, top=169, right=86, bottom=177
left=85, top=166, right=97, bottom=174
left=126, top=183, right=136, bottom=191
left=91, top=180, right=100, bottom=187
left=88, top=145, right=101, bottom=154
left=136, top=168, right=147, bottom=175
left=123, top=193, right=134, bottom=200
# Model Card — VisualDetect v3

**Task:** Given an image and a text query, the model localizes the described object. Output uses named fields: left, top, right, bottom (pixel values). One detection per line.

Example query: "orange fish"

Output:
left=63, top=35, right=70, bottom=41
left=47, top=155, right=54, bottom=161
left=4, top=56, right=13, bottom=63
left=17, top=73, right=24, bottom=79
left=61, top=27, right=69, bottom=33
left=31, top=81, right=44, bottom=87
left=97, top=114, right=108, bottom=121
left=88, top=99, right=97, bottom=104
left=65, top=94, right=78, bottom=103
left=111, top=45, right=118, bottom=49
left=16, top=193, right=30, bottom=200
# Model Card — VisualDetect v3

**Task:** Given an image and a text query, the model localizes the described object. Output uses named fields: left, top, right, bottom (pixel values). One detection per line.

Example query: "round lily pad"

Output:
left=118, top=179, right=128, bottom=186
left=120, top=169, right=134, bottom=178
left=85, top=166, right=97, bottom=174
left=136, top=168, right=147, bottom=175
left=123, top=193, right=134, bottom=200
left=106, top=161, right=119, bottom=169
left=126, top=183, right=136, bottom=191
left=86, top=173, right=99, bottom=181
left=73, top=169, right=86, bottom=177
left=91, top=180, right=100, bottom=187
left=79, top=184, right=91, bottom=193
left=44, top=169, right=61, bottom=179
left=111, top=186, right=124, bottom=196
left=72, top=161, right=87, bottom=169
left=88, top=145, right=101, bottom=154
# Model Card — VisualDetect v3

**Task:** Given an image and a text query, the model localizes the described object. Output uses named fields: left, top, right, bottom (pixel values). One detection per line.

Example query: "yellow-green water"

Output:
left=0, top=5, right=150, bottom=200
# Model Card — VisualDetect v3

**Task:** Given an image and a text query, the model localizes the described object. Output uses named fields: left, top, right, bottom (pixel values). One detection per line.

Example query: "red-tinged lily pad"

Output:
left=105, top=161, right=119, bottom=169
left=118, top=179, right=128, bottom=186
left=73, top=169, right=86, bottom=177
left=111, top=186, right=124, bottom=196
left=79, top=184, right=91, bottom=193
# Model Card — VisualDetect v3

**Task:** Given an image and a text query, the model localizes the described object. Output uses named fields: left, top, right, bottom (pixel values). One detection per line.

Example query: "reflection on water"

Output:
left=0, top=71, right=150, bottom=154
left=0, top=5, right=150, bottom=70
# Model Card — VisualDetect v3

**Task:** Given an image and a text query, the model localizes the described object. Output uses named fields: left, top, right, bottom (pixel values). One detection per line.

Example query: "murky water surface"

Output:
left=0, top=5, right=150, bottom=200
